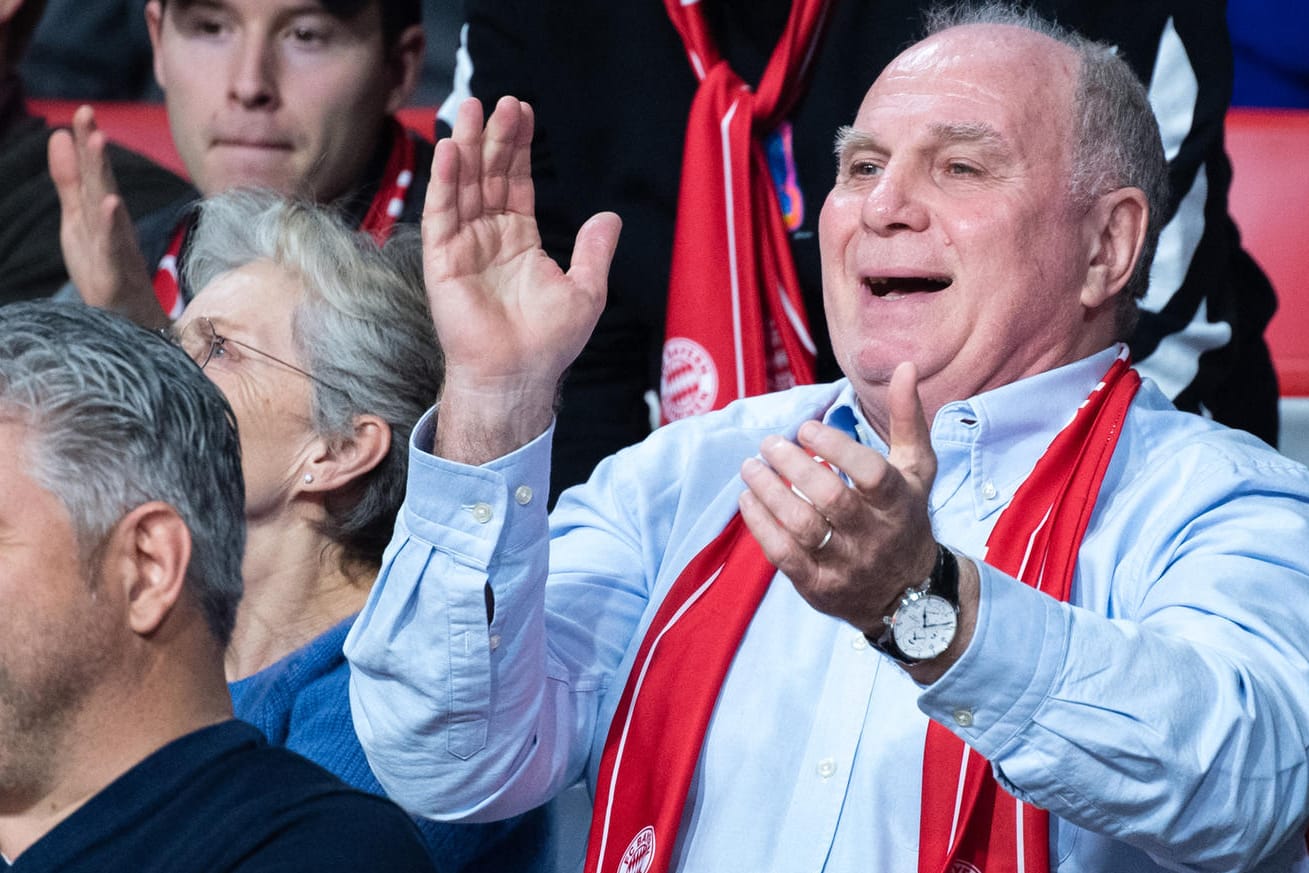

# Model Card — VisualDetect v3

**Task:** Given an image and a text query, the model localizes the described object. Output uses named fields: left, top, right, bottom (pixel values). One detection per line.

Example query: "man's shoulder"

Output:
left=657, top=381, right=849, bottom=445
left=396, top=126, right=435, bottom=226
left=102, top=143, right=198, bottom=221
left=578, top=382, right=850, bottom=522
left=19, top=721, right=435, bottom=873
left=1119, top=381, right=1309, bottom=496
left=170, top=723, right=436, bottom=871
left=0, top=115, right=65, bottom=303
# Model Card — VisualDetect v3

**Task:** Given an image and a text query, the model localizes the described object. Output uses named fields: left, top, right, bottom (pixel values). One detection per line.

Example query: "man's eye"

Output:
left=183, top=16, right=226, bottom=37
left=945, top=161, right=980, bottom=176
left=849, top=160, right=882, bottom=178
left=288, top=24, right=329, bottom=45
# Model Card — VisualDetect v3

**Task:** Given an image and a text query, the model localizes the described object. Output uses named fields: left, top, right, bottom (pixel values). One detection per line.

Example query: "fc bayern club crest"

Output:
left=617, top=826, right=656, bottom=873
left=947, top=860, right=983, bottom=873
left=660, top=337, right=718, bottom=421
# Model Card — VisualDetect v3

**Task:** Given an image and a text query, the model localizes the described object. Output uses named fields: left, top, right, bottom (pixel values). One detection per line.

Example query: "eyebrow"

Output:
left=833, top=126, right=877, bottom=161
left=833, top=121, right=1010, bottom=161
left=926, top=121, right=1008, bottom=149
left=170, top=0, right=225, bottom=12
left=170, top=0, right=334, bottom=17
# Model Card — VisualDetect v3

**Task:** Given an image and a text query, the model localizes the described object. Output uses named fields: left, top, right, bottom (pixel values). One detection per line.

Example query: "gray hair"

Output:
left=183, top=189, right=443, bottom=568
left=924, top=2, right=1169, bottom=336
left=0, top=301, right=245, bottom=644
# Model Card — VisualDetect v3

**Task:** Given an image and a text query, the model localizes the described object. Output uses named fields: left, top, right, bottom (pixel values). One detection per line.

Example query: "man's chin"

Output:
left=201, top=161, right=304, bottom=199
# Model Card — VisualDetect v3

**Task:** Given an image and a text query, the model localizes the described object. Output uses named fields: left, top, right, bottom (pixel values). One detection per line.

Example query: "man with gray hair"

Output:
left=347, top=5, right=1309, bottom=871
left=0, top=301, right=436, bottom=872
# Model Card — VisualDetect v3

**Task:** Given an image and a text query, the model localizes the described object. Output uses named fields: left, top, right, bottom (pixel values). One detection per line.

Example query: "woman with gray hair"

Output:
left=171, top=189, right=550, bottom=873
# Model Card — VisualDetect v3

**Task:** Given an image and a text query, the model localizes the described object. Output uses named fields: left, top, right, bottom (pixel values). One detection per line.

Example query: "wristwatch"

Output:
left=867, top=545, right=961, bottom=666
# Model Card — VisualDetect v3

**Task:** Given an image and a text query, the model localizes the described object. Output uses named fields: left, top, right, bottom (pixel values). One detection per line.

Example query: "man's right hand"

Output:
left=49, top=105, right=167, bottom=329
left=422, top=96, right=621, bottom=465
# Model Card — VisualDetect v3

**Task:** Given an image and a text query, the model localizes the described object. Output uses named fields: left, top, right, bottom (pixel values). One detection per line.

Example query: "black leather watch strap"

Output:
left=866, top=545, right=960, bottom=665
left=928, top=545, right=961, bottom=607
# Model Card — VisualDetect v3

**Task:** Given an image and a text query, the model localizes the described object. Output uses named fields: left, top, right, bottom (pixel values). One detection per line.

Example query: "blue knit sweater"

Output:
left=230, top=616, right=552, bottom=873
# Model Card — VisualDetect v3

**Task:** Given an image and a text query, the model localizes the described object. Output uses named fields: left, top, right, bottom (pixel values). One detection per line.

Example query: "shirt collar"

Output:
left=824, top=345, right=1127, bottom=520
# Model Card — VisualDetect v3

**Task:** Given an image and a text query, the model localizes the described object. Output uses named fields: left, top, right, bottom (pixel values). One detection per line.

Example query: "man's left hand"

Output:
left=739, top=362, right=977, bottom=680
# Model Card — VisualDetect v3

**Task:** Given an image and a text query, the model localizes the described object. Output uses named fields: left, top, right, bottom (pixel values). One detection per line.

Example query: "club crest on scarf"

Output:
left=618, top=826, right=656, bottom=873
left=657, top=0, right=828, bottom=425
left=660, top=337, right=719, bottom=420
left=947, top=861, right=983, bottom=873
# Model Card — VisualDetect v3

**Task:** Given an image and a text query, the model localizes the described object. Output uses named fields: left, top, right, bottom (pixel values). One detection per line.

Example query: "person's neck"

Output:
left=226, top=517, right=374, bottom=681
left=334, top=120, right=395, bottom=226
left=0, top=642, right=231, bottom=860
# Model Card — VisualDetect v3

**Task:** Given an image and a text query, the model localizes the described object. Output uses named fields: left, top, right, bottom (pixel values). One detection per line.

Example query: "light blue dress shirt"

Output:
left=347, top=347, right=1309, bottom=872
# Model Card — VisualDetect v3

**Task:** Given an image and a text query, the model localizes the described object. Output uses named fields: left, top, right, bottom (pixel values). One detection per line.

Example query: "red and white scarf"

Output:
left=586, top=351, right=1140, bottom=873
left=152, top=118, right=417, bottom=316
left=658, top=0, right=831, bottom=424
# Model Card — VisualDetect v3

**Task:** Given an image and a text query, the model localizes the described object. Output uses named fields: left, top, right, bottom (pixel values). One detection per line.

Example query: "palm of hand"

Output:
left=425, top=209, right=600, bottom=389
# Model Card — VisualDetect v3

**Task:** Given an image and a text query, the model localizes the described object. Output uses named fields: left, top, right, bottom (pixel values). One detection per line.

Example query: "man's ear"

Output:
left=1081, top=187, right=1149, bottom=310
left=383, top=23, right=426, bottom=114
left=144, top=1, right=167, bottom=91
left=102, top=501, right=192, bottom=637
left=298, top=415, right=392, bottom=496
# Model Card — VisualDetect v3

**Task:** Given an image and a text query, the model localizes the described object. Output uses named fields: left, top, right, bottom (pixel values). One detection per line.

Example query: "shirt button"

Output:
left=816, top=758, right=837, bottom=779
left=982, top=481, right=998, bottom=500
left=953, top=708, right=975, bottom=727
left=489, top=635, right=501, bottom=651
left=851, top=634, right=869, bottom=651
left=514, top=485, right=533, bottom=506
left=470, top=502, right=494, bottom=524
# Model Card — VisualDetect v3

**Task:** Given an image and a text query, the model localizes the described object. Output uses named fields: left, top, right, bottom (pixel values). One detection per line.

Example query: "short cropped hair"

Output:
left=0, top=301, right=245, bottom=644
left=184, top=189, right=443, bottom=569
left=924, top=2, right=1169, bottom=337
left=157, top=0, right=421, bottom=51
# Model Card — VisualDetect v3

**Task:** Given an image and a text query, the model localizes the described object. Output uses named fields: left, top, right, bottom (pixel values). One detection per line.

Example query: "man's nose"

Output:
left=860, top=164, right=929, bottom=235
left=228, top=35, right=278, bottom=109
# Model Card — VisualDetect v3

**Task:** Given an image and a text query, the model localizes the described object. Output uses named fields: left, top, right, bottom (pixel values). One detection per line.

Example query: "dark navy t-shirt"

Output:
left=1, top=720, right=438, bottom=872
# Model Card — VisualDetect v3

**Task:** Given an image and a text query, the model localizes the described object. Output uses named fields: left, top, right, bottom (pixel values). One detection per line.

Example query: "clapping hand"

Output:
left=49, top=105, right=165, bottom=328
left=422, top=96, right=622, bottom=463
left=739, top=362, right=977, bottom=679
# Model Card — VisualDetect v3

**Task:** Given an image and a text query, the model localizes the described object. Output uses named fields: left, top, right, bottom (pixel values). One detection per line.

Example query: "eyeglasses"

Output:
left=169, top=317, right=346, bottom=394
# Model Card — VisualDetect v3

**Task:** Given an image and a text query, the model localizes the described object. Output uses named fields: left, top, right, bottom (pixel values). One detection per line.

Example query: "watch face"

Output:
left=892, top=594, right=958, bottom=660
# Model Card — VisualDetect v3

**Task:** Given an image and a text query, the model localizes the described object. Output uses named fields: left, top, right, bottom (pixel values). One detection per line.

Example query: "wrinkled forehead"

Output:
left=854, top=23, right=1081, bottom=155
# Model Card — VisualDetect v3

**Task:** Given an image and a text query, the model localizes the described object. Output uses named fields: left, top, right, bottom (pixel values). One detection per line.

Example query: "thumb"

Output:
left=566, top=212, right=622, bottom=302
left=887, top=361, right=936, bottom=491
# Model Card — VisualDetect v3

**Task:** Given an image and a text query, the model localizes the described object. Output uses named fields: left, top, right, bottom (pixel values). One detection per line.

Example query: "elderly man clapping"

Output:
left=348, top=6, right=1309, bottom=872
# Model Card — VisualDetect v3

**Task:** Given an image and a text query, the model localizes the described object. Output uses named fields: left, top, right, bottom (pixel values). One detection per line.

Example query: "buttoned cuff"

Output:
left=401, top=407, right=554, bottom=568
left=917, top=560, right=1070, bottom=759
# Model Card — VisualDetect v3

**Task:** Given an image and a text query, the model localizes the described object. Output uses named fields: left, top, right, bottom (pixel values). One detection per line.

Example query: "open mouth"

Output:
left=863, top=276, right=953, bottom=298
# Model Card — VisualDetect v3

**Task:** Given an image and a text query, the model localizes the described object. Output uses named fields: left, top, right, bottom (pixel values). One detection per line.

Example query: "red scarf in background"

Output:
left=586, top=350, right=1140, bottom=873
left=658, top=0, right=831, bottom=423
left=151, top=118, right=416, bottom=315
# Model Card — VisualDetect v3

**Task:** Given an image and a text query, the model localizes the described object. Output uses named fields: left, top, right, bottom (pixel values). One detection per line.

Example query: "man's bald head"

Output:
left=923, top=3, right=1168, bottom=331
